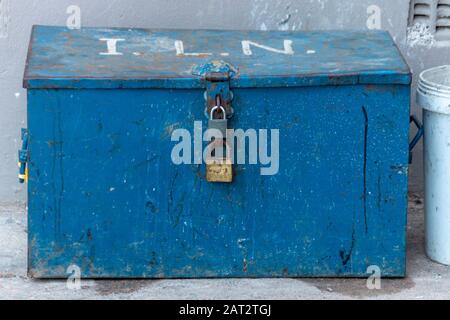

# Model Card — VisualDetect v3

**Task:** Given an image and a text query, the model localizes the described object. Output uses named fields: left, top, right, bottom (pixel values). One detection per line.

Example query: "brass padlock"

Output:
left=206, top=140, right=233, bottom=183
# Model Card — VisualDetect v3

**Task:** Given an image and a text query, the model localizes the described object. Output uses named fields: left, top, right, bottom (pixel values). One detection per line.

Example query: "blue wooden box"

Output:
left=22, top=25, right=411, bottom=278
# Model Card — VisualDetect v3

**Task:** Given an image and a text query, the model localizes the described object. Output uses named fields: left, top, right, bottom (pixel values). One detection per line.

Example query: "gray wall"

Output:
left=0, top=0, right=446, bottom=202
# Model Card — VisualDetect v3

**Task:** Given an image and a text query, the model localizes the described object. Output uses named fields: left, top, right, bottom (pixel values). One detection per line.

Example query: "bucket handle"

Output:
left=409, top=115, right=424, bottom=164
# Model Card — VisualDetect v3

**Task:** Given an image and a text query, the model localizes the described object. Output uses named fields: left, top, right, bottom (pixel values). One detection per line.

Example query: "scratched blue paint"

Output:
left=24, top=26, right=410, bottom=278
left=24, top=26, right=410, bottom=89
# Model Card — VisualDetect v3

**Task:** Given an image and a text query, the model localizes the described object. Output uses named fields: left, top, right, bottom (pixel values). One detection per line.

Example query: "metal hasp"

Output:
left=194, top=60, right=236, bottom=118
left=199, top=61, right=235, bottom=183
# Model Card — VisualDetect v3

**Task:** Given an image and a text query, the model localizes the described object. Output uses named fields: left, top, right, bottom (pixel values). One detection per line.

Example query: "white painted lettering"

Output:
left=174, top=40, right=212, bottom=57
left=242, top=40, right=294, bottom=56
left=99, top=38, right=125, bottom=56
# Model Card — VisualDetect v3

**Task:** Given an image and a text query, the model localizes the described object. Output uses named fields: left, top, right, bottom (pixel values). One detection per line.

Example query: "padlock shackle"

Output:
left=210, top=106, right=227, bottom=120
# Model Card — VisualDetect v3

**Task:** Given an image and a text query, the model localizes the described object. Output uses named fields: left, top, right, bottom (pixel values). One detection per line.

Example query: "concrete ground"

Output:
left=1, top=193, right=449, bottom=300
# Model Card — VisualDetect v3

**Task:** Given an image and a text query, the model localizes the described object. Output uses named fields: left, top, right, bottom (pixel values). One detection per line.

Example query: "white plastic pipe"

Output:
left=418, top=65, right=450, bottom=265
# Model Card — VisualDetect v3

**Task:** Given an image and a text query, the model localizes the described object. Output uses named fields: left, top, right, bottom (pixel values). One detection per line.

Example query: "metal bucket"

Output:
left=417, top=65, right=450, bottom=265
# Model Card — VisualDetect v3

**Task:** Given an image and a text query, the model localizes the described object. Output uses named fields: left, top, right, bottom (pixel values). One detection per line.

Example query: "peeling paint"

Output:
left=407, top=23, right=436, bottom=47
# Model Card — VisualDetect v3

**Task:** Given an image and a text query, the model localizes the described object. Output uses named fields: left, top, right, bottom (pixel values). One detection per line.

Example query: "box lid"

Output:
left=23, top=25, right=411, bottom=89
